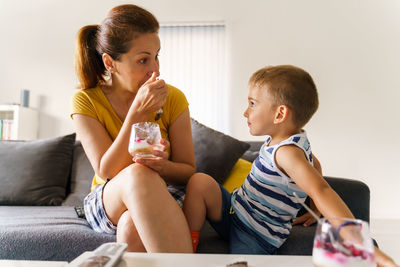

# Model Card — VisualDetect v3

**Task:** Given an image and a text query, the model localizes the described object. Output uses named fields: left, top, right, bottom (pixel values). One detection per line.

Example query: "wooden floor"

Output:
left=370, top=219, right=400, bottom=264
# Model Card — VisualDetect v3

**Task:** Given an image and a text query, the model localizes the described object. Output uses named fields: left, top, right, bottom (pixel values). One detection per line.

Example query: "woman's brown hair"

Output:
left=74, top=4, right=159, bottom=89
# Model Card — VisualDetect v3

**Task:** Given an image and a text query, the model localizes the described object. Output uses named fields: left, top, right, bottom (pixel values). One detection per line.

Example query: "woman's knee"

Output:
left=103, top=164, right=166, bottom=214
left=122, top=163, right=166, bottom=192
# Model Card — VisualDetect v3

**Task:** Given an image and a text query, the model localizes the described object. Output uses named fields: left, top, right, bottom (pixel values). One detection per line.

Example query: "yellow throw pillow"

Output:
left=223, top=158, right=252, bottom=193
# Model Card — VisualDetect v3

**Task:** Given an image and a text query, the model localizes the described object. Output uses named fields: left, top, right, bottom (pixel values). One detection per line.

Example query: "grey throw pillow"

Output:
left=191, top=118, right=250, bottom=184
left=241, top=150, right=260, bottom=162
left=0, top=133, right=76, bottom=206
left=62, top=141, right=94, bottom=206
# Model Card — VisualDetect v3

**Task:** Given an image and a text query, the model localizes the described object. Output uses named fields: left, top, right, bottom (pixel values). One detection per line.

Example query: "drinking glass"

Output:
left=128, top=122, right=162, bottom=159
left=312, top=218, right=376, bottom=267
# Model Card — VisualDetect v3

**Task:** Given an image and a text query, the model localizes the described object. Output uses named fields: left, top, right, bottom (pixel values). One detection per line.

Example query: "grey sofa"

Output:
left=0, top=120, right=372, bottom=262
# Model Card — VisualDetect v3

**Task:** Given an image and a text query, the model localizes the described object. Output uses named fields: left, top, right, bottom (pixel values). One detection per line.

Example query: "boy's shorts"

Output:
left=84, top=183, right=186, bottom=234
left=208, top=184, right=277, bottom=255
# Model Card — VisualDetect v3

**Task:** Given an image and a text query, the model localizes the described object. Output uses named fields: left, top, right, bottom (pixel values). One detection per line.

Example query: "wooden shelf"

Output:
left=0, top=105, right=39, bottom=140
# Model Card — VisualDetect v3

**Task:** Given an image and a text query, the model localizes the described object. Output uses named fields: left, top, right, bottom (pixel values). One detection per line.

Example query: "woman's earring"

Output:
left=104, top=70, right=112, bottom=81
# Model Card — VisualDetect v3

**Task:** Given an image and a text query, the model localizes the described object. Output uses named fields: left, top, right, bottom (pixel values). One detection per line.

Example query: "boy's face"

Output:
left=244, top=85, right=277, bottom=136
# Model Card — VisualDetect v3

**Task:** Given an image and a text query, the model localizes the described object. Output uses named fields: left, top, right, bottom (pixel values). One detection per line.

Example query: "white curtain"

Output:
left=159, top=23, right=227, bottom=132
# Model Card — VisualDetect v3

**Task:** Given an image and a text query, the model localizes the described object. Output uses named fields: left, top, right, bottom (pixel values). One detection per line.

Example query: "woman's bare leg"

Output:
left=102, top=163, right=192, bottom=252
left=117, top=211, right=146, bottom=252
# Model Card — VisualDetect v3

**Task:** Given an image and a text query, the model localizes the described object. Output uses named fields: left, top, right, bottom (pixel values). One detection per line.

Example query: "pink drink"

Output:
left=312, top=218, right=376, bottom=267
left=312, top=240, right=375, bottom=267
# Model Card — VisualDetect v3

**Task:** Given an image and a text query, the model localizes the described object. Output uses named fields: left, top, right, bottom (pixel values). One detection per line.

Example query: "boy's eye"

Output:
left=249, top=101, right=255, bottom=107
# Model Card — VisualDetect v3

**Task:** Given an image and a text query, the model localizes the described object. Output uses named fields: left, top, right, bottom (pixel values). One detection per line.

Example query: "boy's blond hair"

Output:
left=249, top=65, right=319, bottom=128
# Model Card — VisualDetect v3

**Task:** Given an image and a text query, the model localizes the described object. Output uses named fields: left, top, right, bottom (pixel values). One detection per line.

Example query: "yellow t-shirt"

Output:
left=71, top=84, right=189, bottom=190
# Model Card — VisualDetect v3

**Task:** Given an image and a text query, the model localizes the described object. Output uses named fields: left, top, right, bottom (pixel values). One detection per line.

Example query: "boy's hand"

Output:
left=293, top=198, right=321, bottom=227
left=292, top=212, right=318, bottom=227
left=375, top=247, right=399, bottom=267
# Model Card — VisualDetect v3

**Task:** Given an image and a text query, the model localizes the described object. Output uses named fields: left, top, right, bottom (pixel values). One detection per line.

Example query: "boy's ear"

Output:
left=274, top=105, right=290, bottom=124
left=102, top=53, right=115, bottom=73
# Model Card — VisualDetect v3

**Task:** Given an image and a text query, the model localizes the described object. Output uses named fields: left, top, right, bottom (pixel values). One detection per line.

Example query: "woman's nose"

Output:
left=146, top=70, right=160, bottom=81
left=147, top=67, right=160, bottom=79
left=152, top=59, right=160, bottom=75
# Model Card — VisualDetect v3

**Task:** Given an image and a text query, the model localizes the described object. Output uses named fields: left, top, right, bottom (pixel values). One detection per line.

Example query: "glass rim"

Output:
left=319, top=217, right=367, bottom=224
left=132, top=121, right=160, bottom=126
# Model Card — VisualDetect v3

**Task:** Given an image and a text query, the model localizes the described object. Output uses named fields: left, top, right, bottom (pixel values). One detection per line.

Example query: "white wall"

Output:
left=0, top=0, right=399, bottom=219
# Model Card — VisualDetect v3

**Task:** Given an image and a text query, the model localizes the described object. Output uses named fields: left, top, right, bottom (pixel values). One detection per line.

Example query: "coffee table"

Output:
left=0, top=260, right=67, bottom=267
left=0, top=254, right=313, bottom=267
left=118, top=253, right=313, bottom=267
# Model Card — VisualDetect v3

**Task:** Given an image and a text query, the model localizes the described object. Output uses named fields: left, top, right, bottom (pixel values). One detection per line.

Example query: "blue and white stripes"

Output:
left=231, top=132, right=313, bottom=248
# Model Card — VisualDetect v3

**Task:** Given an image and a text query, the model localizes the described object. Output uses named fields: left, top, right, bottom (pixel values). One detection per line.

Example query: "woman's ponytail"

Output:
left=74, top=25, right=105, bottom=89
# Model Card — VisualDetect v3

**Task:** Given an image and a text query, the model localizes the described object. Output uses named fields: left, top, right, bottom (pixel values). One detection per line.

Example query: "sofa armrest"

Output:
left=324, top=176, right=370, bottom=223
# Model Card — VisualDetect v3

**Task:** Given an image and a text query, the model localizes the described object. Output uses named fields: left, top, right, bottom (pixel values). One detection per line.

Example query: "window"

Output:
left=159, top=23, right=227, bottom=132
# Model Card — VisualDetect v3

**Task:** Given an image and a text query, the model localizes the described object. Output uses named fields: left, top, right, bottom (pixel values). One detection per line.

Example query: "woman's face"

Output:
left=113, top=33, right=161, bottom=93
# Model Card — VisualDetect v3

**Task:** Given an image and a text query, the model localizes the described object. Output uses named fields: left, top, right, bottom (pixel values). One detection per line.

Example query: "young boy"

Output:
left=183, top=65, right=397, bottom=266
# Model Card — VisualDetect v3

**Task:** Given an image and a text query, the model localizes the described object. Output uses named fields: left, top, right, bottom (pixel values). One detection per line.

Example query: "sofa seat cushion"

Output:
left=198, top=221, right=229, bottom=254
left=0, top=206, right=115, bottom=261
left=197, top=220, right=316, bottom=255
left=277, top=225, right=316, bottom=255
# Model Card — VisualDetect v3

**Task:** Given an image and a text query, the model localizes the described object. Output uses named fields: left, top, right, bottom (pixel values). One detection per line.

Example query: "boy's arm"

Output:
left=293, top=153, right=322, bottom=226
left=276, top=146, right=398, bottom=267
left=275, top=145, right=354, bottom=220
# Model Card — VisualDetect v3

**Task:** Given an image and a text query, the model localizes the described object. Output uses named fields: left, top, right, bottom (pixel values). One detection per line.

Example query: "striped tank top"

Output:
left=231, top=131, right=313, bottom=248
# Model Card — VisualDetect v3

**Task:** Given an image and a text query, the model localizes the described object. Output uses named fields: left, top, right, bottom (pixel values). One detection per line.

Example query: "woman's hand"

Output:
left=134, top=139, right=170, bottom=174
left=131, top=72, right=168, bottom=117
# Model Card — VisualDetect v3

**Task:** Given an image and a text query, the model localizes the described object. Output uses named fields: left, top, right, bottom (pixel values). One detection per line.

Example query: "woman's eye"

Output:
left=156, top=54, right=160, bottom=61
left=250, top=101, right=255, bottom=107
left=139, top=58, right=147, bottom=64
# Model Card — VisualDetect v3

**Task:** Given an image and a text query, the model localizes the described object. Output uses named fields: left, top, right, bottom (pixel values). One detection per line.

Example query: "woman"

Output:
left=71, top=4, right=194, bottom=252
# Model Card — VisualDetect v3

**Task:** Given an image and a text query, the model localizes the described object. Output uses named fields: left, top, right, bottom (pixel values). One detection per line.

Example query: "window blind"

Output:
left=159, top=23, right=227, bottom=132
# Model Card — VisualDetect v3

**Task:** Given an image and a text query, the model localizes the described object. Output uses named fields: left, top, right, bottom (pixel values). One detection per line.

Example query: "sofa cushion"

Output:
left=63, top=141, right=94, bottom=206
left=222, top=159, right=252, bottom=193
left=0, top=133, right=76, bottom=206
left=191, top=118, right=250, bottom=184
left=0, top=206, right=115, bottom=261
left=241, top=141, right=263, bottom=162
